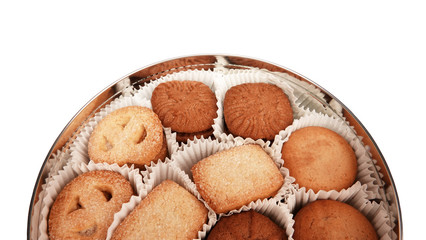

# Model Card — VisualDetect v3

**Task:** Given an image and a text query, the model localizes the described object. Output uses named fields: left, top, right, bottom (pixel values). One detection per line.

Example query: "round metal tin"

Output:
left=28, top=55, right=402, bottom=239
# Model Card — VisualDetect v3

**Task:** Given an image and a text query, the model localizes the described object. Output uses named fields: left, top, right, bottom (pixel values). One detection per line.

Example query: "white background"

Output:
left=1, top=1, right=424, bottom=239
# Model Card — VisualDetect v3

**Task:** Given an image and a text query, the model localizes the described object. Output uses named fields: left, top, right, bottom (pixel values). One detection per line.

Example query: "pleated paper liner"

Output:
left=212, top=68, right=309, bottom=143
left=285, top=186, right=396, bottom=240
left=272, top=111, right=382, bottom=200
left=169, top=137, right=298, bottom=238
left=385, top=185, right=399, bottom=239
left=37, top=161, right=144, bottom=240
left=170, top=137, right=294, bottom=213
left=270, top=70, right=343, bottom=117
left=30, top=148, right=71, bottom=240
left=69, top=93, right=179, bottom=168
left=106, top=160, right=217, bottom=240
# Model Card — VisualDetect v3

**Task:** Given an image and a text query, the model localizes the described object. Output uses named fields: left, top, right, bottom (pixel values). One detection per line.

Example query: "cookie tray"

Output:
left=27, top=55, right=402, bottom=239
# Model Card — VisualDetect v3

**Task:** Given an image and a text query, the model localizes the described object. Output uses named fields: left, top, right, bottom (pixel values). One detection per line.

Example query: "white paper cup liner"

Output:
left=270, top=71, right=345, bottom=117
left=214, top=55, right=230, bottom=73
left=360, top=201, right=397, bottom=240
left=69, top=94, right=178, bottom=168
left=37, top=161, right=142, bottom=240
left=203, top=198, right=295, bottom=239
left=30, top=149, right=71, bottom=240
left=171, top=137, right=294, bottom=215
left=285, top=183, right=368, bottom=213
left=286, top=186, right=395, bottom=240
left=384, top=185, right=399, bottom=238
left=272, top=112, right=382, bottom=199
left=213, top=68, right=307, bottom=143
left=106, top=160, right=216, bottom=240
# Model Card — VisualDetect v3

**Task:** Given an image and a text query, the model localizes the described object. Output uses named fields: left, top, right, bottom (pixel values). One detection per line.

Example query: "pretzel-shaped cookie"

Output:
left=88, top=106, right=166, bottom=167
left=48, top=170, right=133, bottom=240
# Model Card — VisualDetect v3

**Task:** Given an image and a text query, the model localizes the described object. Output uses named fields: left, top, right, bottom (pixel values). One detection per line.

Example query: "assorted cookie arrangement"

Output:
left=33, top=67, right=396, bottom=240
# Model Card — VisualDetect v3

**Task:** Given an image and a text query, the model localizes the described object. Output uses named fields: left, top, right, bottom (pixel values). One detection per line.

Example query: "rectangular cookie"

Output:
left=191, top=144, right=284, bottom=213
left=111, top=180, right=208, bottom=239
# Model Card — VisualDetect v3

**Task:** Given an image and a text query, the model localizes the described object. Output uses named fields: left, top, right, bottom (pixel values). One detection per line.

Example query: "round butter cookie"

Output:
left=223, top=83, right=293, bottom=140
left=293, top=200, right=377, bottom=240
left=207, top=210, right=286, bottom=240
left=48, top=170, right=133, bottom=240
left=88, top=106, right=166, bottom=168
left=151, top=80, right=218, bottom=140
left=282, top=126, right=357, bottom=192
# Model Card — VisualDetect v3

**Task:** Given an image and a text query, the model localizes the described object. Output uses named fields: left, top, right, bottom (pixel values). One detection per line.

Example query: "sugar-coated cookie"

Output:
left=88, top=106, right=167, bottom=168
left=111, top=180, right=208, bottom=240
left=48, top=170, right=133, bottom=240
left=192, top=144, right=284, bottom=213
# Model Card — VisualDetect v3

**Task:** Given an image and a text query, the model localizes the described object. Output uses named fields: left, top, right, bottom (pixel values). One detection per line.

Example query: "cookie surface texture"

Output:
left=192, top=144, right=284, bottom=213
left=151, top=80, right=218, bottom=134
left=207, top=210, right=286, bottom=240
left=111, top=180, right=208, bottom=240
left=175, top=128, right=214, bottom=142
left=224, top=82, right=293, bottom=140
left=281, top=126, right=357, bottom=192
left=48, top=170, right=133, bottom=240
left=293, top=200, right=378, bottom=240
left=88, top=106, right=166, bottom=167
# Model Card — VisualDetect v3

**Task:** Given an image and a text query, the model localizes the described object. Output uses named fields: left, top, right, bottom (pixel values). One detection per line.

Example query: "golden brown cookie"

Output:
left=192, top=144, right=284, bottom=213
left=149, top=133, right=168, bottom=167
left=151, top=81, right=218, bottom=140
left=207, top=210, right=286, bottom=240
left=293, top=200, right=378, bottom=240
left=111, top=180, right=208, bottom=239
left=282, top=126, right=357, bottom=192
left=88, top=106, right=167, bottom=168
left=223, top=83, right=293, bottom=140
left=48, top=170, right=133, bottom=240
